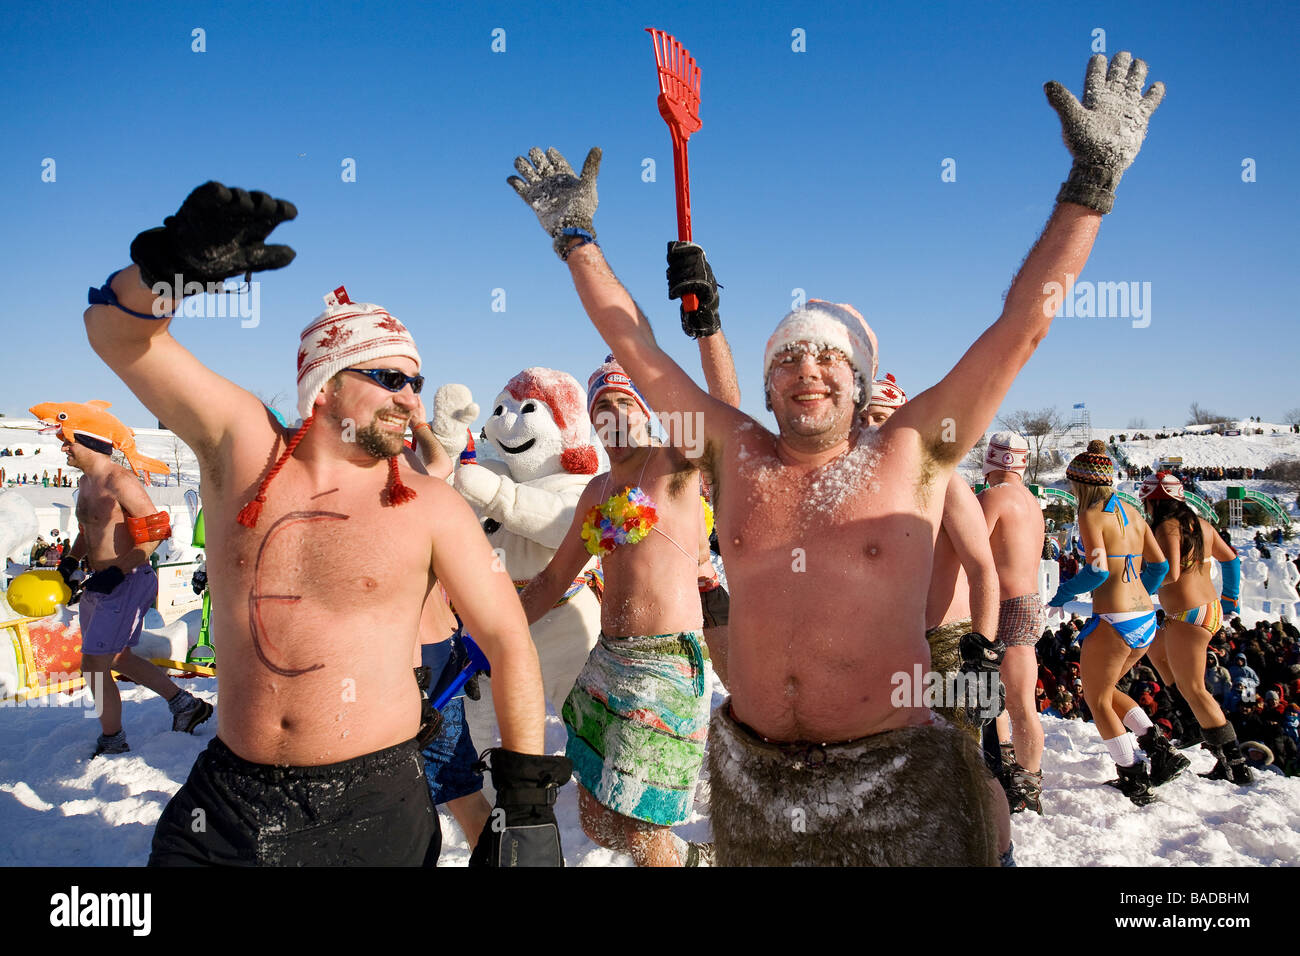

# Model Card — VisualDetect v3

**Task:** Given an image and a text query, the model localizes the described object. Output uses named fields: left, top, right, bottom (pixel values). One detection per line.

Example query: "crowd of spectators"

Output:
left=1034, top=613, right=1300, bottom=776
left=1, top=469, right=72, bottom=487
left=26, top=532, right=72, bottom=568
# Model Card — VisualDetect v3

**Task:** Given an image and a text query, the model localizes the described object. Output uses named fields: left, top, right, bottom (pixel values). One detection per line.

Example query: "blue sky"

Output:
left=2, top=0, right=1297, bottom=432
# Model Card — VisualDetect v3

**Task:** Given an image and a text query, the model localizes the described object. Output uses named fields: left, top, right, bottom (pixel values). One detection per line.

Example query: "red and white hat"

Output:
left=506, top=367, right=599, bottom=475
left=587, top=356, right=652, bottom=422
left=1139, top=470, right=1185, bottom=502
left=869, top=373, right=907, bottom=409
left=295, top=286, right=421, bottom=421
left=983, top=431, right=1030, bottom=477
left=763, top=300, right=879, bottom=408
left=238, top=286, right=421, bottom=529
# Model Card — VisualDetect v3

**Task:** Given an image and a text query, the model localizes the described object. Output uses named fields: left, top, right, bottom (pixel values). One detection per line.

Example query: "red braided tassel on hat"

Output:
left=237, top=413, right=317, bottom=529
left=385, top=456, right=418, bottom=506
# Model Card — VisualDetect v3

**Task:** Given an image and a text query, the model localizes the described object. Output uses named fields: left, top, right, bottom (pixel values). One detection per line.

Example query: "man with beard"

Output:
left=508, top=49, right=1164, bottom=863
left=83, top=183, right=561, bottom=866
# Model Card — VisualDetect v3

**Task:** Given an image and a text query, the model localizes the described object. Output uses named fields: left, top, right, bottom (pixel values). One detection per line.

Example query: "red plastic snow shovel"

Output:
left=646, top=28, right=702, bottom=312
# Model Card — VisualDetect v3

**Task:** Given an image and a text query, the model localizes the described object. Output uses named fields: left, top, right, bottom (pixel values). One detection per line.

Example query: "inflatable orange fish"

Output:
left=29, top=400, right=170, bottom=479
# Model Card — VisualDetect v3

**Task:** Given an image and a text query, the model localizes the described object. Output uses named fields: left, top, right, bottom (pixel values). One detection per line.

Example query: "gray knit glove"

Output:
left=507, top=147, right=602, bottom=258
left=1045, top=52, right=1165, bottom=214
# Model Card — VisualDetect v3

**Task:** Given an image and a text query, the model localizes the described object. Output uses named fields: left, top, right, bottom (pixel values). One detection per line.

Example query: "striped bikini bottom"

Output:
left=1166, top=600, right=1222, bottom=635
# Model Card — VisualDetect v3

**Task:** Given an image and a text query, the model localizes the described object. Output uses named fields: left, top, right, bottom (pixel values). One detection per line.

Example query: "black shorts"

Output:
left=700, top=583, right=730, bottom=628
left=148, top=736, right=441, bottom=867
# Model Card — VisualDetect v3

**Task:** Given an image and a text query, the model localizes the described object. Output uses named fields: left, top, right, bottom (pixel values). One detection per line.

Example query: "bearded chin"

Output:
left=356, top=423, right=405, bottom=459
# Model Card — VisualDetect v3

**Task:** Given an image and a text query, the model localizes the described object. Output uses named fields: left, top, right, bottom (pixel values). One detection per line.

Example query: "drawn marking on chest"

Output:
left=248, top=509, right=349, bottom=677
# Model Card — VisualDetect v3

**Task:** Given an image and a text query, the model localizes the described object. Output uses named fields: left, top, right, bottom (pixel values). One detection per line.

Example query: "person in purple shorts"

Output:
left=49, top=407, right=213, bottom=757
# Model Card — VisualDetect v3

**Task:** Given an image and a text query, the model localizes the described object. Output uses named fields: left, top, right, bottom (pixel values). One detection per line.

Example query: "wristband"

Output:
left=126, top=511, right=172, bottom=543
left=88, top=269, right=174, bottom=320
left=557, top=227, right=598, bottom=261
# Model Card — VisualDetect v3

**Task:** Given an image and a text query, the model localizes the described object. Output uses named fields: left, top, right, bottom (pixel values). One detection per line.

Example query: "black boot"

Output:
left=1138, top=724, right=1190, bottom=786
left=1168, top=685, right=1204, bottom=748
left=1006, top=763, right=1043, bottom=815
left=1199, top=722, right=1255, bottom=785
left=1114, top=761, right=1156, bottom=806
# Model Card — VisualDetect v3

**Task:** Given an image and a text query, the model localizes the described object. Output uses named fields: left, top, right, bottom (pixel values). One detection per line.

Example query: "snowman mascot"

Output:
left=431, top=368, right=602, bottom=752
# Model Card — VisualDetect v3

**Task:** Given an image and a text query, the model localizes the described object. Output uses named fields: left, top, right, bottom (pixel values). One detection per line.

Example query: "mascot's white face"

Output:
left=484, top=391, right=566, bottom=483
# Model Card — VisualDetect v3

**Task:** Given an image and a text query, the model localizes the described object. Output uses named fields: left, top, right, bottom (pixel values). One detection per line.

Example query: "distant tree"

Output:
left=171, top=436, right=189, bottom=485
left=1284, top=408, right=1300, bottom=427
left=966, top=435, right=988, bottom=472
left=1269, top=459, right=1300, bottom=496
left=997, top=407, right=1062, bottom=484
left=1187, top=402, right=1232, bottom=426
left=256, top=390, right=291, bottom=423
left=1127, top=418, right=1147, bottom=430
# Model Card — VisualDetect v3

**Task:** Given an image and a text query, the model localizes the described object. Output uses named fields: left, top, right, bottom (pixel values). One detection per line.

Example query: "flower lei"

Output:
left=700, top=495, right=714, bottom=537
left=582, top=487, right=658, bottom=557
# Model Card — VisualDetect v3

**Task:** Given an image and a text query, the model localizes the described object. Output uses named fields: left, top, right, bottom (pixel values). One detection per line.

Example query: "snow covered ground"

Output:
left=1, top=675, right=1296, bottom=867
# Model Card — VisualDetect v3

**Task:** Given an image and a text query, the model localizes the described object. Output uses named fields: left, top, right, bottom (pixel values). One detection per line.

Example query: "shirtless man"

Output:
left=82, top=183, right=559, bottom=866
left=866, top=376, right=1013, bottom=863
left=520, top=358, right=713, bottom=866
left=864, top=377, right=1002, bottom=739
left=49, top=417, right=211, bottom=756
left=977, top=432, right=1048, bottom=813
left=508, top=50, right=1164, bottom=864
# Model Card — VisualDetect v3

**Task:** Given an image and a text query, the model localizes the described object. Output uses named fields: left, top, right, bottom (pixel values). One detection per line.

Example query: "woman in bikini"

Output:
left=1047, top=442, right=1181, bottom=805
left=520, top=357, right=714, bottom=866
left=1140, top=471, right=1253, bottom=785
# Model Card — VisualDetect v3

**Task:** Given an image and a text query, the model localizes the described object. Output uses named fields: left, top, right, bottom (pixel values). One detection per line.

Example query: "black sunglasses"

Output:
left=345, top=367, right=425, bottom=394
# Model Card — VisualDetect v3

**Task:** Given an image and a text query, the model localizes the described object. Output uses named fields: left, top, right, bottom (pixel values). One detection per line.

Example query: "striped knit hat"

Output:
left=1066, top=440, right=1114, bottom=486
left=983, top=431, right=1030, bottom=477
left=587, top=356, right=652, bottom=422
left=237, top=286, right=421, bottom=528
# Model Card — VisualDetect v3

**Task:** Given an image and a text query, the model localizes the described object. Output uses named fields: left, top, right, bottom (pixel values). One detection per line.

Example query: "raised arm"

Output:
left=409, top=396, right=453, bottom=480
left=83, top=183, right=298, bottom=469
left=666, top=241, right=742, bottom=408
left=506, top=147, right=744, bottom=457
left=946, top=478, right=999, bottom=639
left=898, top=53, right=1164, bottom=461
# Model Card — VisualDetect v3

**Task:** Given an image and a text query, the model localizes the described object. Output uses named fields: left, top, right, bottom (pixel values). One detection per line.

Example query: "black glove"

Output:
left=464, top=672, right=483, bottom=701
left=469, top=749, right=571, bottom=867
left=191, top=569, right=207, bottom=595
left=83, top=566, right=125, bottom=596
left=959, top=631, right=1006, bottom=673
left=958, top=631, right=1007, bottom=720
left=666, top=241, right=721, bottom=338
left=413, top=666, right=443, bottom=747
left=56, top=555, right=79, bottom=587
left=130, top=181, right=298, bottom=289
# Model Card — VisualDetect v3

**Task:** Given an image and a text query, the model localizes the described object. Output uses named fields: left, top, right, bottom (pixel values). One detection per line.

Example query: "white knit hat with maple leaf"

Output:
left=295, top=285, right=422, bottom=420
